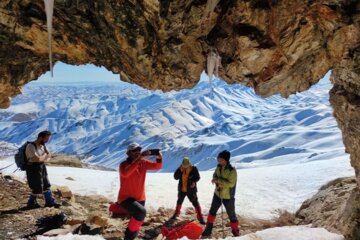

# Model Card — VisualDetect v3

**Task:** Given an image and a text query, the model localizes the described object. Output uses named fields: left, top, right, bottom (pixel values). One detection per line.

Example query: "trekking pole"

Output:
left=0, top=163, right=14, bottom=171
left=219, top=188, right=225, bottom=239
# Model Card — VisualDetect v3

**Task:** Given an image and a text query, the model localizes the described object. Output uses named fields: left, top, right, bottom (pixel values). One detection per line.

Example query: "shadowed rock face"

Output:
left=1, top=0, right=360, bottom=233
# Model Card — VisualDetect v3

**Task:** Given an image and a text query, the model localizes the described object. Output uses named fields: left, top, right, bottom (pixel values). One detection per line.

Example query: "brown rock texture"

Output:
left=330, top=45, right=360, bottom=188
left=296, top=177, right=360, bottom=240
left=0, top=0, right=359, bottom=107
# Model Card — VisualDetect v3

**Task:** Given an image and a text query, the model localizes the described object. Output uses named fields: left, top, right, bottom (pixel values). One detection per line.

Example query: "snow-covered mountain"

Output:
left=0, top=72, right=347, bottom=171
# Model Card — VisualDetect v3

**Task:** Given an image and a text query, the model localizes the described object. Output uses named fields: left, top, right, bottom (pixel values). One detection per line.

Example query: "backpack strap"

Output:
left=30, top=142, right=37, bottom=150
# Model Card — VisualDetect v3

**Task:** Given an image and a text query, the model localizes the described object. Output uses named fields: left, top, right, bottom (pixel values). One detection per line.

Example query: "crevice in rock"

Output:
left=235, top=23, right=276, bottom=48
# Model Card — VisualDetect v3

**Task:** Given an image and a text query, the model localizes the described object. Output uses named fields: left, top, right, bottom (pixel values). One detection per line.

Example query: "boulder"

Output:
left=87, top=214, right=109, bottom=228
left=296, top=177, right=360, bottom=240
left=51, top=185, right=73, bottom=199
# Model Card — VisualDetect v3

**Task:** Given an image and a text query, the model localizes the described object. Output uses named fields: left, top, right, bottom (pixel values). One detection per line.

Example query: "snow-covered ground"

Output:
left=234, top=225, right=344, bottom=240
left=0, top=72, right=348, bottom=172
left=37, top=225, right=344, bottom=240
left=0, top=155, right=353, bottom=220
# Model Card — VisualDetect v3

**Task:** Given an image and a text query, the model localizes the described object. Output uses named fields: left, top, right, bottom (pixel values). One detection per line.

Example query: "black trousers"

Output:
left=177, top=191, right=200, bottom=208
left=120, top=198, right=146, bottom=221
left=26, top=163, right=51, bottom=194
left=209, top=194, right=237, bottom=223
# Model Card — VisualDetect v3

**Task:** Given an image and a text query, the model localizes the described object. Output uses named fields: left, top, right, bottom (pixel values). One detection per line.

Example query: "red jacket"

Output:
left=117, top=157, right=162, bottom=203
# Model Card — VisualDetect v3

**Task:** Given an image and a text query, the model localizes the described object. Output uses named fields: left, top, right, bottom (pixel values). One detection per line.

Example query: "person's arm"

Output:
left=219, top=169, right=237, bottom=188
left=174, top=167, right=182, bottom=180
left=120, top=160, right=140, bottom=178
left=26, top=144, right=49, bottom=162
left=144, top=154, right=163, bottom=170
left=193, top=167, right=200, bottom=182
left=211, top=168, right=219, bottom=184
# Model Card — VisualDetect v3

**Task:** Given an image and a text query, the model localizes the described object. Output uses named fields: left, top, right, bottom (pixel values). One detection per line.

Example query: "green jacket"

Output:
left=213, top=163, right=237, bottom=200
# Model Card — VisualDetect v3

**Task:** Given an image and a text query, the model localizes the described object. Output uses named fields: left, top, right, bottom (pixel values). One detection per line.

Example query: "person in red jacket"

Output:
left=117, top=142, right=163, bottom=240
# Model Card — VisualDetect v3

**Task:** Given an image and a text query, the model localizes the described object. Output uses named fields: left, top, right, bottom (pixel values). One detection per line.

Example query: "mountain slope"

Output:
left=0, top=73, right=347, bottom=171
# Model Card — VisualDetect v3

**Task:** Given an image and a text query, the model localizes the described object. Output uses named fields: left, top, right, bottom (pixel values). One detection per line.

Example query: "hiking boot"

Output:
left=124, top=228, right=138, bottom=240
left=170, top=213, right=179, bottom=220
left=195, top=207, right=205, bottom=225
left=230, top=221, right=240, bottom=237
left=27, top=202, right=41, bottom=209
left=232, top=228, right=240, bottom=237
left=43, top=191, right=61, bottom=208
left=170, top=204, right=181, bottom=220
left=198, top=218, right=206, bottom=225
left=44, top=201, right=61, bottom=208
left=27, top=194, right=41, bottom=209
left=201, top=223, right=213, bottom=237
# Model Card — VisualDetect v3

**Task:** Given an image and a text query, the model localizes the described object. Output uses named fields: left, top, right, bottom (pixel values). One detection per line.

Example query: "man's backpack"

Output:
left=14, top=142, right=36, bottom=171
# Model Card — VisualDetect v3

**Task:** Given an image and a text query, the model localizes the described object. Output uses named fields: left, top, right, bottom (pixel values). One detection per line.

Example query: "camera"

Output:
left=148, top=149, right=160, bottom=155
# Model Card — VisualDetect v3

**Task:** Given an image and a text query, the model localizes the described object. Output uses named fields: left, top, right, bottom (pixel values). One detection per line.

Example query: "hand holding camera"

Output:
left=141, top=148, right=160, bottom=156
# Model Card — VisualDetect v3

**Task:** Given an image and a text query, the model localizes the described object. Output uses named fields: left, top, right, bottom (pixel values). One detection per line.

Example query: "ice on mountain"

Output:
left=207, top=51, right=221, bottom=83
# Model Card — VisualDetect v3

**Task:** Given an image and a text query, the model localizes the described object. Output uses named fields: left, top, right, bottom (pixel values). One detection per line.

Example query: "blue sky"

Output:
left=37, top=62, right=330, bottom=92
left=37, top=62, right=121, bottom=83
left=37, top=62, right=209, bottom=83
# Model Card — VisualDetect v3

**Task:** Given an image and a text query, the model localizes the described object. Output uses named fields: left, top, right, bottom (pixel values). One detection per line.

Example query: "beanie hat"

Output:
left=218, top=150, right=231, bottom=162
left=182, top=157, right=191, bottom=168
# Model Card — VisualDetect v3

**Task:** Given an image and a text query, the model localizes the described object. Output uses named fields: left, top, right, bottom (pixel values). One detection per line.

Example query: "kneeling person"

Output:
left=117, top=143, right=163, bottom=240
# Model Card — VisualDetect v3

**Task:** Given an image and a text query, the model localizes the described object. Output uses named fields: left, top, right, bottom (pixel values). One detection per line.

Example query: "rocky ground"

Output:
left=0, top=172, right=297, bottom=239
left=0, top=149, right=357, bottom=239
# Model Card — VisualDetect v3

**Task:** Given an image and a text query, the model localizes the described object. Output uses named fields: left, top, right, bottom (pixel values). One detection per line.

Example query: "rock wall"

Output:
left=330, top=44, right=360, bottom=188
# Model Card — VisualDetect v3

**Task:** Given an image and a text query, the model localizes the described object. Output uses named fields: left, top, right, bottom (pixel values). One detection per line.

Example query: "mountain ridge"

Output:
left=0, top=73, right=347, bottom=171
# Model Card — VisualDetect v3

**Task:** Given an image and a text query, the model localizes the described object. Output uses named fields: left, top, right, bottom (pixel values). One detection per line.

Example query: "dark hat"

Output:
left=38, top=130, right=52, bottom=138
left=218, top=150, right=231, bottom=162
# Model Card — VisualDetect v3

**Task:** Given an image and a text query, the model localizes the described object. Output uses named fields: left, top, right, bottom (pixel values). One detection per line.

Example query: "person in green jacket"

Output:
left=202, top=150, right=239, bottom=237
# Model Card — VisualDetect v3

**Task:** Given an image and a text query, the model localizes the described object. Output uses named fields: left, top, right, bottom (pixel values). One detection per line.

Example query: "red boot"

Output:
left=230, top=221, right=240, bottom=237
left=171, top=205, right=181, bottom=219
left=195, top=207, right=205, bottom=225
left=125, top=217, right=144, bottom=240
left=202, top=214, right=216, bottom=237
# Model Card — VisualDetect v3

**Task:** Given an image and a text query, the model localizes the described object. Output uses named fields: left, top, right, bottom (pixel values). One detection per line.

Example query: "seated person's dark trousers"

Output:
left=120, top=198, right=146, bottom=221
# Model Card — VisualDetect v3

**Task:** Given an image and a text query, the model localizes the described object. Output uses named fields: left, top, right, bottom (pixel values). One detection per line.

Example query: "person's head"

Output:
left=37, top=130, right=52, bottom=145
left=126, top=142, right=142, bottom=160
left=181, top=157, right=191, bottom=168
left=217, top=150, right=230, bottom=167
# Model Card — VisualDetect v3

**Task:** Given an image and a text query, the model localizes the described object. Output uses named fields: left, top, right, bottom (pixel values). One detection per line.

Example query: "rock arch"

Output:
left=0, top=0, right=359, bottom=237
